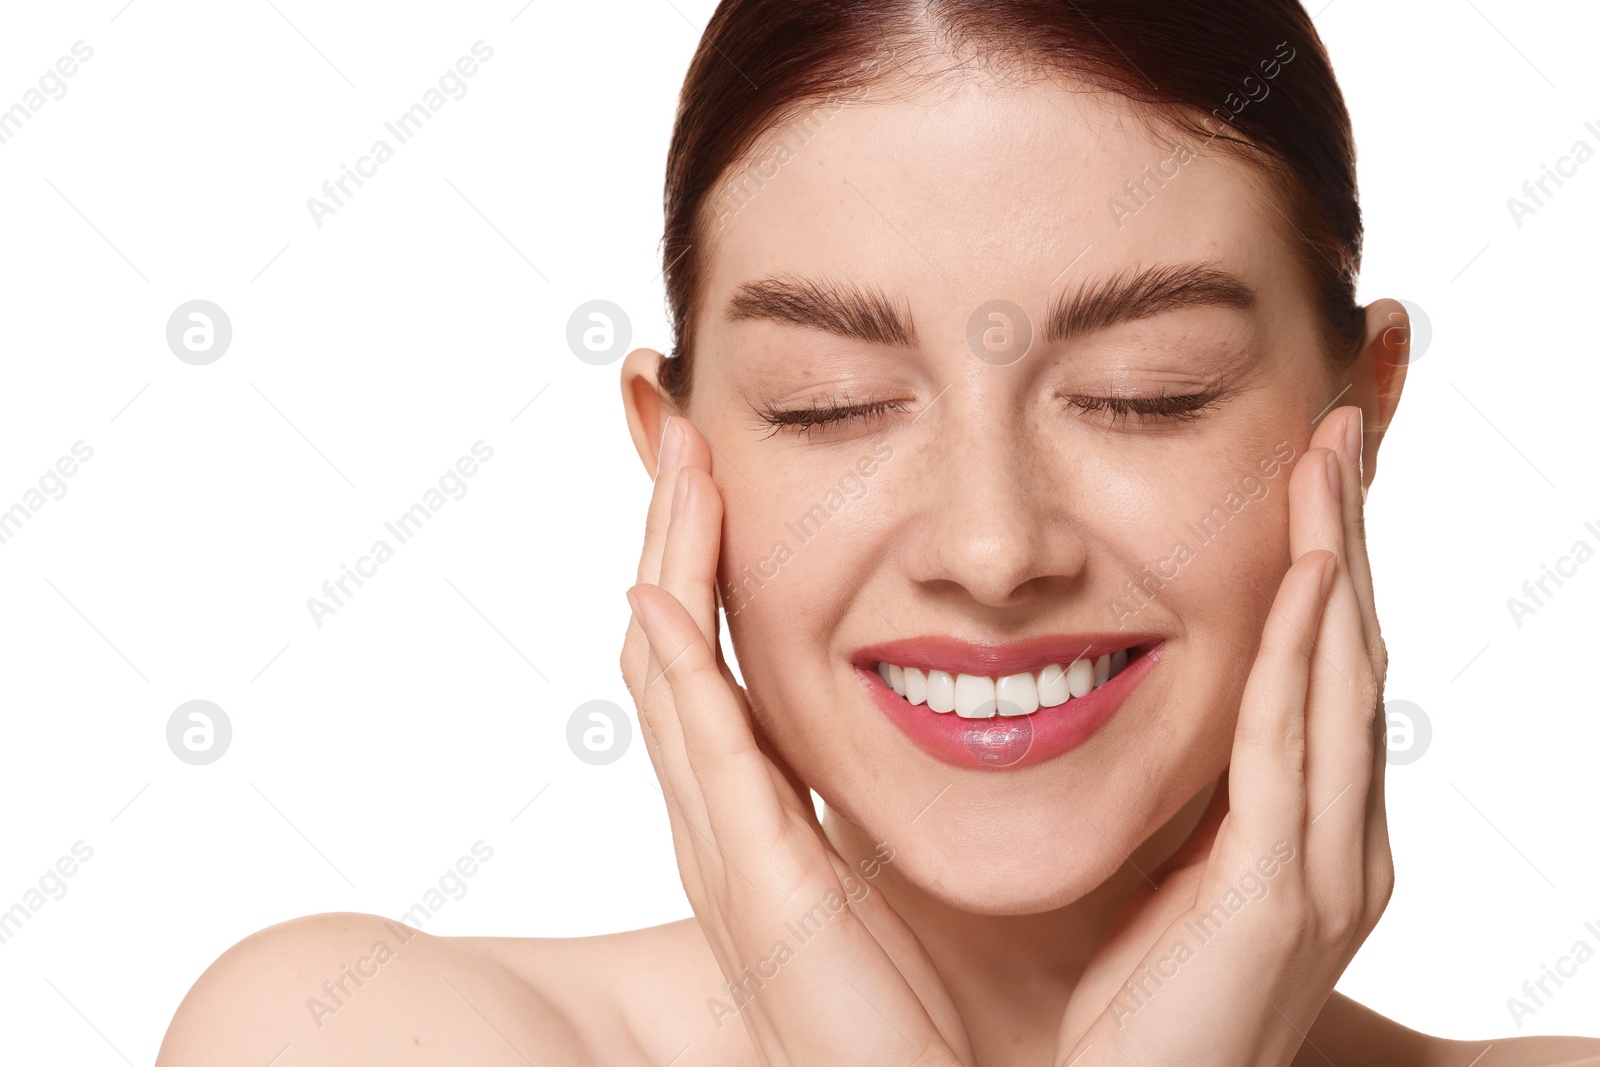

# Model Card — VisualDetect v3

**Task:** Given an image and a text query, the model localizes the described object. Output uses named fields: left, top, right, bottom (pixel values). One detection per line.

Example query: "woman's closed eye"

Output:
left=752, top=396, right=912, bottom=439
left=752, top=384, right=1230, bottom=440
left=1056, top=384, right=1231, bottom=430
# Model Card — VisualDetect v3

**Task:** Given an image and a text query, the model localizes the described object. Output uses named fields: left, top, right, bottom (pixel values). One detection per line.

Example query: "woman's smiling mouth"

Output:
left=876, top=648, right=1132, bottom=717
left=853, top=635, right=1165, bottom=770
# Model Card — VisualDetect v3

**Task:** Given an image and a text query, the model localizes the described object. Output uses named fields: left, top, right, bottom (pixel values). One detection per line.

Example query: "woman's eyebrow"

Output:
left=726, top=274, right=918, bottom=347
left=1043, top=263, right=1256, bottom=344
left=723, top=262, right=1255, bottom=348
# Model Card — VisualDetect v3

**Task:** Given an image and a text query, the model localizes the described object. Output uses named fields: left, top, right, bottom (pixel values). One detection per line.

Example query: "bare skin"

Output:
left=154, top=911, right=1600, bottom=1066
left=157, top=67, right=1600, bottom=1067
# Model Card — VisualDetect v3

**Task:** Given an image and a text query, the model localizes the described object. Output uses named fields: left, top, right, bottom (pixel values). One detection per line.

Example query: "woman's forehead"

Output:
left=704, top=79, right=1286, bottom=307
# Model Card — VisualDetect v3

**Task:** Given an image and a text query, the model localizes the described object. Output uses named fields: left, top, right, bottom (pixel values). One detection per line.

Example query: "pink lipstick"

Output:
left=851, top=634, right=1164, bottom=770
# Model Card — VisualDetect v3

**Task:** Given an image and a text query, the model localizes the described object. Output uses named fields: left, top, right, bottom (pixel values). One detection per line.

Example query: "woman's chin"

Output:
left=879, top=826, right=1145, bottom=916
left=819, top=771, right=1220, bottom=917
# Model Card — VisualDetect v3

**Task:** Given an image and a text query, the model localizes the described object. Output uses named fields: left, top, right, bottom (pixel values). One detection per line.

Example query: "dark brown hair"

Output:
left=657, top=0, right=1363, bottom=405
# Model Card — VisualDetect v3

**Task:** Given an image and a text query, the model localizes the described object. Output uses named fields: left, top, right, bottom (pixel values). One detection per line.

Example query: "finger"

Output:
left=623, top=417, right=714, bottom=690
left=621, top=421, right=713, bottom=849
left=637, top=416, right=713, bottom=586
left=1311, top=406, right=1383, bottom=674
left=625, top=587, right=717, bottom=894
left=1287, top=449, right=1380, bottom=875
left=659, top=463, right=722, bottom=652
left=1327, top=405, right=1396, bottom=908
left=1326, top=406, right=1394, bottom=870
left=1223, top=549, right=1337, bottom=858
left=619, top=431, right=720, bottom=884
left=619, top=417, right=696, bottom=830
left=656, top=429, right=796, bottom=818
left=632, top=686, right=710, bottom=904
left=627, top=582, right=789, bottom=873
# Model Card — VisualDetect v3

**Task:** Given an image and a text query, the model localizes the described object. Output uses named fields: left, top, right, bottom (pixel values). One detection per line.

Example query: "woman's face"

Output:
left=672, top=73, right=1351, bottom=913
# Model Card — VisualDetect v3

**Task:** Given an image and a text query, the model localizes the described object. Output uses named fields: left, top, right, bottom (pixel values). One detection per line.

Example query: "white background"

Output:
left=0, top=0, right=1596, bottom=1060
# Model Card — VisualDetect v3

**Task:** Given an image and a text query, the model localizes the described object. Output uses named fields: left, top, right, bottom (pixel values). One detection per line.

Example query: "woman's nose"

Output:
left=896, top=406, right=1088, bottom=608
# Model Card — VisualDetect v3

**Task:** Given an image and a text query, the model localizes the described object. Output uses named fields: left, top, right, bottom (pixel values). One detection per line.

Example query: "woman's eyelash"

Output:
left=1059, top=387, right=1227, bottom=427
left=756, top=386, right=1227, bottom=439
left=755, top=397, right=911, bottom=438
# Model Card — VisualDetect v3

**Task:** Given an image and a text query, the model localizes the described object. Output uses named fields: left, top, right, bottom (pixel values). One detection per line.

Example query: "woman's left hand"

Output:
left=1054, top=403, right=1394, bottom=1067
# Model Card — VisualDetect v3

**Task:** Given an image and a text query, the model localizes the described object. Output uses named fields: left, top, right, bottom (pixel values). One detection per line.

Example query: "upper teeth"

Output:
left=876, top=649, right=1130, bottom=718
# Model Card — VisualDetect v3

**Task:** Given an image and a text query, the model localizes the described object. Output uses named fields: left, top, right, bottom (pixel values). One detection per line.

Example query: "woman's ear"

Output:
left=620, top=347, right=682, bottom=478
left=1350, top=297, right=1411, bottom=490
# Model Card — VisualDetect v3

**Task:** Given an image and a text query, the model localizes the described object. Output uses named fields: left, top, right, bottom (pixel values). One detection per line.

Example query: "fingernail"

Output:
left=671, top=466, right=692, bottom=518
left=655, top=416, right=681, bottom=481
left=1319, top=554, right=1338, bottom=600
left=1325, top=449, right=1342, bottom=498
left=1343, top=407, right=1363, bottom=468
left=625, top=586, right=641, bottom=615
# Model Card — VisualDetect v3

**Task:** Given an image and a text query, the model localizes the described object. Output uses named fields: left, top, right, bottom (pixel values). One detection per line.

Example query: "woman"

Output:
left=156, top=1, right=1600, bottom=1064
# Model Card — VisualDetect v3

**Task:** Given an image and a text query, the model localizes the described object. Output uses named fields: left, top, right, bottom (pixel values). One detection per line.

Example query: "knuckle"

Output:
left=1307, top=869, right=1375, bottom=945
left=1243, top=718, right=1307, bottom=766
left=1368, top=856, right=1397, bottom=915
left=1353, top=673, right=1381, bottom=725
left=1257, top=896, right=1312, bottom=952
left=669, top=641, right=719, bottom=684
left=1317, top=898, right=1364, bottom=945
left=619, top=649, right=641, bottom=704
left=1284, top=729, right=1308, bottom=774
left=1233, top=719, right=1307, bottom=773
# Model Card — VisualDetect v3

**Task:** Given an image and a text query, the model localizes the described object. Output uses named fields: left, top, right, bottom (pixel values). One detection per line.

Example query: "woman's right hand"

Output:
left=621, top=415, right=973, bottom=1067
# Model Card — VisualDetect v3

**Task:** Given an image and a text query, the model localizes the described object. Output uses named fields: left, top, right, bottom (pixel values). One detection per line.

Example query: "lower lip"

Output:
left=858, top=643, right=1163, bottom=771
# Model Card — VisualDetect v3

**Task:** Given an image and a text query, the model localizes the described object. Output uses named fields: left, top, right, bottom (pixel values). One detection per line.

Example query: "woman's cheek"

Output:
left=710, top=447, right=909, bottom=764
left=712, top=463, right=850, bottom=674
left=714, top=459, right=864, bottom=621
left=1119, top=438, right=1298, bottom=666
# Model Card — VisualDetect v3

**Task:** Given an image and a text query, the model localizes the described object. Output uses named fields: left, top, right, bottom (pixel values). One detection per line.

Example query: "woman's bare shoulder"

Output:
left=452, top=915, right=755, bottom=1066
left=1303, top=992, right=1600, bottom=1067
left=154, top=911, right=605, bottom=1067
left=160, top=913, right=1600, bottom=1067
